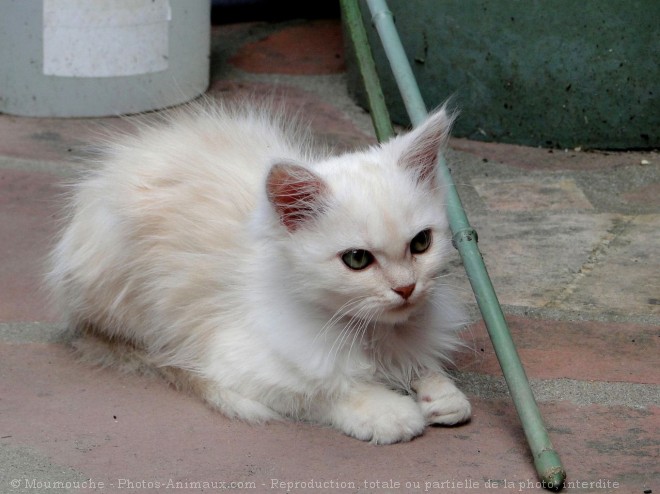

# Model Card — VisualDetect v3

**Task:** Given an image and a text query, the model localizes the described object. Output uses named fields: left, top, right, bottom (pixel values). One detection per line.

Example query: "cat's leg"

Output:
left=412, top=373, right=471, bottom=426
left=318, top=383, right=426, bottom=444
left=199, top=383, right=282, bottom=423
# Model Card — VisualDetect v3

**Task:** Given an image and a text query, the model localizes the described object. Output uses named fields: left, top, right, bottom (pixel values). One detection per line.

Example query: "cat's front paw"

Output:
left=414, top=374, right=471, bottom=426
left=329, top=386, right=426, bottom=445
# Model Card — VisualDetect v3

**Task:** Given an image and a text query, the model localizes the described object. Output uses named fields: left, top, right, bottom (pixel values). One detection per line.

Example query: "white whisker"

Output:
left=346, top=303, right=381, bottom=360
left=329, top=303, right=371, bottom=359
left=313, top=296, right=368, bottom=345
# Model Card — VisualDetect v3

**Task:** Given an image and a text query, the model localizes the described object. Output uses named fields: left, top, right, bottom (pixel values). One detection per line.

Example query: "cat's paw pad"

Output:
left=418, top=383, right=471, bottom=426
left=334, top=391, right=426, bottom=445
left=367, top=397, right=426, bottom=444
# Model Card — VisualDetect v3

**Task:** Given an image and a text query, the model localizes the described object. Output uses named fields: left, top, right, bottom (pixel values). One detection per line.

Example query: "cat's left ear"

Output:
left=397, top=104, right=456, bottom=183
left=266, top=162, right=327, bottom=232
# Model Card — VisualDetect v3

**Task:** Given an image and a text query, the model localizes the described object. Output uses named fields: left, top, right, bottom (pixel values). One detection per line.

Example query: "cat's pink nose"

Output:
left=392, top=283, right=416, bottom=300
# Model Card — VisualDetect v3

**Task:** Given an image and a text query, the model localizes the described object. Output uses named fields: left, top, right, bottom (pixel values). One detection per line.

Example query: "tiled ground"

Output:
left=1, top=18, right=658, bottom=494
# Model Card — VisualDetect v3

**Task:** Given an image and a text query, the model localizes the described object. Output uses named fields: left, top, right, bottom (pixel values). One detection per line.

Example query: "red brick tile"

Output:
left=229, top=20, right=345, bottom=75
left=0, top=169, right=62, bottom=322
left=540, top=401, right=658, bottom=492
left=1, top=344, right=655, bottom=493
left=0, top=114, right=133, bottom=162
left=455, top=315, right=659, bottom=384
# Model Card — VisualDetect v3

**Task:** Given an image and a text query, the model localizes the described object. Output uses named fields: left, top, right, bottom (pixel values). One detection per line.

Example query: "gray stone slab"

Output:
left=471, top=176, right=593, bottom=212
left=0, top=444, right=87, bottom=494
left=455, top=372, right=660, bottom=409
left=555, top=214, right=660, bottom=316
left=445, top=212, right=660, bottom=318
left=448, top=212, right=620, bottom=310
left=0, top=322, right=69, bottom=344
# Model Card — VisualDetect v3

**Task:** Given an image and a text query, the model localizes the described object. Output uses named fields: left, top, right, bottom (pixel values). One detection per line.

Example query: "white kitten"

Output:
left=47, top=100, right=471, bottom=444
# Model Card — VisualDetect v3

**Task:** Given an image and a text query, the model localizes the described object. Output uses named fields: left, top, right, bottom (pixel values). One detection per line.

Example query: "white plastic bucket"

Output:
left=0, top=0, right=210, bottom=117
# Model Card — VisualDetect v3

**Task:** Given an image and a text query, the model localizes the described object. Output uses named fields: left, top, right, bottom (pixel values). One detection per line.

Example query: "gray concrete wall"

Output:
left=346, top=0, right=659, bottom=149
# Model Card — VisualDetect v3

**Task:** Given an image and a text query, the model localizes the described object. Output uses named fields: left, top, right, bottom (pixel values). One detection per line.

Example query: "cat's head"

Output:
left=264, top=107, right=456, bottom=325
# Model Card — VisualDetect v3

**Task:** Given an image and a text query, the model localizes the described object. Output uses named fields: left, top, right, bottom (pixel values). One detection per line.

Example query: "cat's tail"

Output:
left=72, top=324, right=283, bottom=424
left=71, top=323, right=162, bottom=377
left=71, top=323, right=218, bottom=406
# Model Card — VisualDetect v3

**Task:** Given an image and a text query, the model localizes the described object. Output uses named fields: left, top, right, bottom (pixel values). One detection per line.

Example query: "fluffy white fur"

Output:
left=47, top=101, right=471, bottom=444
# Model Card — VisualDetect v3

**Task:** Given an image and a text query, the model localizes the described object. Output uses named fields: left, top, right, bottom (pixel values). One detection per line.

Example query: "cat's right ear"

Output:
left=397, top=104, right=456, bottom=184
left=266, top=163, right=327, bottom=232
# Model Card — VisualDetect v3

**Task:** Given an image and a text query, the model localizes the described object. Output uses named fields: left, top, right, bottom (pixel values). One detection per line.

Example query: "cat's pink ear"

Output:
left=266, top=163, right=326, bottom=232
left=398, top=105, right=456, bottom=183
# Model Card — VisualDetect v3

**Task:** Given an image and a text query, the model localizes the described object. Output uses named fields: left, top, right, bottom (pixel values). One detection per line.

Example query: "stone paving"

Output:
left=1, top=18, right=658, bottom=494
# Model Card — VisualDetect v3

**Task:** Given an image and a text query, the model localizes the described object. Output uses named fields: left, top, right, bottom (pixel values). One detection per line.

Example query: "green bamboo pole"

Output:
left=341, top=0, right=395, bottom=142
left=342, top=0, right=566, bottom=489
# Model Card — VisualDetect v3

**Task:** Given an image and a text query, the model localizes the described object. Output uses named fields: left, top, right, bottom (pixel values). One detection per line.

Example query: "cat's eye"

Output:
left=410, top=229, right=432, bottom=254
left=341, top=249, right=375, bottom=270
